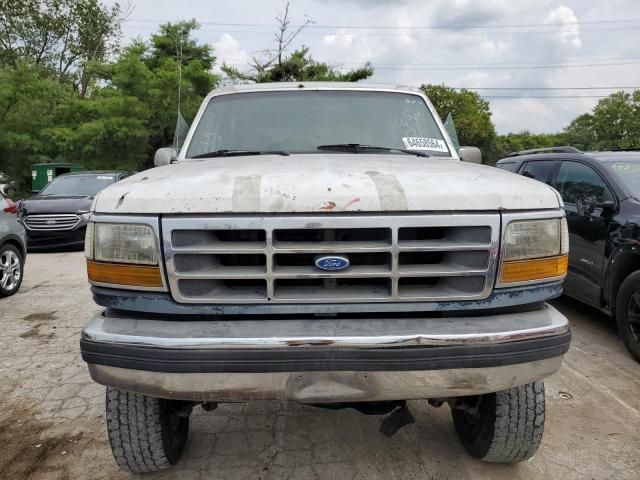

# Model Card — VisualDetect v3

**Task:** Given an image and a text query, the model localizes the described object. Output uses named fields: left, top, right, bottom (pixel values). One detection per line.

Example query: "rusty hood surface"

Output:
left=92, top=154, right=561, bottom=214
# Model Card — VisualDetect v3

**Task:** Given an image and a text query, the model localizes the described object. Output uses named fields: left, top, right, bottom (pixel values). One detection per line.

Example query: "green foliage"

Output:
left=564, top=91, right=640, bottom=151
left=0, top=61, right=71, bottom=196
left=0, top=19, right=218, bottom=197
left=147, top=20, right=214, bottom=74
left=421, top=84, right=497, bottom=162
left=494, top=131, right=568, bottom=159
left=222, top=46, right=373, bottom=83
left=106, top=21, right=218, bottom=159
left=45, top=90, right=150, bottom=171
left=0, top=0, right=121, bottom=95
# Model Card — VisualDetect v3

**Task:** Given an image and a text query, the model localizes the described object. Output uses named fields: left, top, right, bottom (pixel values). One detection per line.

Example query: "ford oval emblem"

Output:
left=315, top=255, right=350, bottom=271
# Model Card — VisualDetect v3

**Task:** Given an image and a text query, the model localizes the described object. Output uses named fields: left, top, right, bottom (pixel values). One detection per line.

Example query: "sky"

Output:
left=106, top=0, right=640, bottom=134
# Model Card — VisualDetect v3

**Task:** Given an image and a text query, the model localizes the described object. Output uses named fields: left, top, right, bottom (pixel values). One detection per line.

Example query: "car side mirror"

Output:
left=592, top=200, right=615, bottom=213
left=459, top=146, right=482, bottom=164
left=154, top=147, right=177, bottom=167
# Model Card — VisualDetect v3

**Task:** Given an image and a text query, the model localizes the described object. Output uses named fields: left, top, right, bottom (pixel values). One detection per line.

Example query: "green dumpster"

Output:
left=31, top=163, right=86, bottom=193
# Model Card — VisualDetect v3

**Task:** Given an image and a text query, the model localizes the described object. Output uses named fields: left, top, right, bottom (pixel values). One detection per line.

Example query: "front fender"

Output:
left=602, top=243, right=640, bottom=311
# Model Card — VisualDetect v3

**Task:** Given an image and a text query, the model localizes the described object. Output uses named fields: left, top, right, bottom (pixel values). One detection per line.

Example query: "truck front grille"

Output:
left=24, top=214, right=80, bottom=231
left=163, top=214, right=500, bottom=304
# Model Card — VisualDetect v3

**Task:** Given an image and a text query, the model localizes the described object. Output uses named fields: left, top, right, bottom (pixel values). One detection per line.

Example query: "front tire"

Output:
left=105, top=387, right=190, bottom=473
left=451, top=382, right=545, bottom=463
left=615, top=271, right=640, bottom=362
left=0, top=244, right=23, bottom=297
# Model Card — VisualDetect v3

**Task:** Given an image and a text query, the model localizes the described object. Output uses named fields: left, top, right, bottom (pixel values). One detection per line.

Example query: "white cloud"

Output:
left=545, top=5, right=582, bottom=49
left=211, top=34, right=250, bottom=74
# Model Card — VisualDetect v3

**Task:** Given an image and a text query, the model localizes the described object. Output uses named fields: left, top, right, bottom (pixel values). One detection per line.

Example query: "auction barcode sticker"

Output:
left=402, top=137, right=448, bottom=152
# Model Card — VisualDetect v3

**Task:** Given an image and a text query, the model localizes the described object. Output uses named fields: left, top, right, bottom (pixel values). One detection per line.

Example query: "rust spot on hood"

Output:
left=344, top=197, right=361, bottom=209
left=320, top=201, right=337, bottom=210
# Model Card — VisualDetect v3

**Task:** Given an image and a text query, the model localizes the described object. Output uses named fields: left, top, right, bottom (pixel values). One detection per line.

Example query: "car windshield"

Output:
left=185, top=90, right=451, bottom=158
left=39, top=174, right=116, bottom=196
left=605, top=159, right=640, bottom=196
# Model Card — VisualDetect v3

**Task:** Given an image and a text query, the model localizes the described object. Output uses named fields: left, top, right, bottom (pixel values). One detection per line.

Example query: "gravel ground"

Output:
left=1, top=251, right=639, bottom=479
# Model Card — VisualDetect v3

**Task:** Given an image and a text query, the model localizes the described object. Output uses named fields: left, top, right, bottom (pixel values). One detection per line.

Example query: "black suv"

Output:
left=496, top=147, right=640, bottom=361
left=18, top=171, right=130, bottom=250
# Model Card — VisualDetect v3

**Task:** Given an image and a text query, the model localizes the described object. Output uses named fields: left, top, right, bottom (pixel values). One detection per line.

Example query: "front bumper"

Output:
left=81, top=304, right=570, bottom=402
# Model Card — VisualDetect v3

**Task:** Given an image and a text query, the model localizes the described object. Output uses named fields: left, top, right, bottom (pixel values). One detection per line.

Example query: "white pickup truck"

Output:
left=80, top=82, right=571, bottom=473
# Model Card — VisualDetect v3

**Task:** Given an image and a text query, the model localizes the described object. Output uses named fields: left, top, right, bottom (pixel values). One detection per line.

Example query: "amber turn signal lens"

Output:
left=87, top=260, right=163, bottom=288
left=500, top=254, right=568, bottom=284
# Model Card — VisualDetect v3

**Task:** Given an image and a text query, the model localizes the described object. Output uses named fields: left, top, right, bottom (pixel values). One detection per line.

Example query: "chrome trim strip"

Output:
left=87, top=356, right=564, bottom=402
left=162, top=213, right=500, bottom=304
left=88, top=214, right=168, bottom=292
left=24, top=214, right=80, bottom=231
left=82, top=303, right=569, bottom=350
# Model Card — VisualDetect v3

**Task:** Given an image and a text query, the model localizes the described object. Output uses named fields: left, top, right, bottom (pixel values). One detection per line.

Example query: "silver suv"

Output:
left=0, top=191, right=26, bottom=297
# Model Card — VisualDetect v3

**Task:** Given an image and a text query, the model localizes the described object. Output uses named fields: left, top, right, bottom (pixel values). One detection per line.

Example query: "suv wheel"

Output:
left=0, top=244, right=23, bottom=297
left=451, top=381, right=545, bottom=463
left=616, top=271, right=640, bottom=362
left=105, top=387, right=190, bottom=473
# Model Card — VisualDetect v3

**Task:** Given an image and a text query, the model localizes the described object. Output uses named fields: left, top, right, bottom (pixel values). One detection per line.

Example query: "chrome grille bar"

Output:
left=163, top=214, right=500, bottom=304
left=24, top=214, right=81, bottom=231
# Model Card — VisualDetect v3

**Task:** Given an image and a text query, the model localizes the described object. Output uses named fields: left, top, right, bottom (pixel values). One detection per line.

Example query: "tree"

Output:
left=421, top=84, right=497, bottom=162
left=0, top=19, right=219, bottom=196
left=564, top=90, right=640, bottom=151
left=0, top=0, right=123, bottom=96
left=0, top=61, right=71, bottom=196
left=91, top=20, right=218, bottom=166
left=494, top=131, right=568, bottom=159
left=221, top=2, right=373, bottom=83
left=44, top=88, right=151, bottom=172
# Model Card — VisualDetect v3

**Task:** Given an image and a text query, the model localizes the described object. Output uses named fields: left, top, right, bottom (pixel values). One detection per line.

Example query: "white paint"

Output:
left=93, top=153, right=560, bottom=214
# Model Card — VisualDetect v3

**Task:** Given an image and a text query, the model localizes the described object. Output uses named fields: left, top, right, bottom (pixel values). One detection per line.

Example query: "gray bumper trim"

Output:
left=88, top=357, right=565, bottom=402
left=82, top=303, right=569, bottom=349
left=82, top=304, right=569, bottom=401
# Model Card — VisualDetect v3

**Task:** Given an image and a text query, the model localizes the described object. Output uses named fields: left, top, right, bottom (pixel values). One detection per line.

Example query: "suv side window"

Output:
left=556, top=161, right=614, bottom=204
left=521, top=160, right=556, bottom=185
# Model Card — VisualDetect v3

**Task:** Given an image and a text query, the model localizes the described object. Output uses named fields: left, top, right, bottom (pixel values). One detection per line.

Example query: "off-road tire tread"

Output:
left=452, top=381, right=545, bottom=463
left=482, top=382, right=545, bottom=463
left=105, top=387, right=173, bottom=473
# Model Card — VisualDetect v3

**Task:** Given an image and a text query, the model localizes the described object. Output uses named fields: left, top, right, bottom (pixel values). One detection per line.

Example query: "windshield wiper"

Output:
left=190, top=149, right=290, bottom=159
left=317, top=144, right=430, bottom=158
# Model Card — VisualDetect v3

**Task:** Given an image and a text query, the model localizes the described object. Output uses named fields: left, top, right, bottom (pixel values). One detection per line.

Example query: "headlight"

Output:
left=85, top=222, right=163, bottom=289
left=499, top=217, right=569, bottom=285
left=93, top=223, right=158, bottom=264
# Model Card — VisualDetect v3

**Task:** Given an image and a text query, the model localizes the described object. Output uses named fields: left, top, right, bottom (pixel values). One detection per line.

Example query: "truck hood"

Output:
left=19, top=195, right=93, bottom=215
left=93, top=154, right=561, bottom=214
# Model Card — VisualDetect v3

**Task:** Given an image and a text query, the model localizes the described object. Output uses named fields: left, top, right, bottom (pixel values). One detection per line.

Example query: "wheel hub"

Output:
left=0, top=250, right=20, bottom=291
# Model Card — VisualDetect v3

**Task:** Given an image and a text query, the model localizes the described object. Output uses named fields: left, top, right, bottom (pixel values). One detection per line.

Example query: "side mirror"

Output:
left=591, top=200, right=615, bottom=214
left=459, top=146, right=482, bottom=164
left=154, top=147, right=177, bottom=167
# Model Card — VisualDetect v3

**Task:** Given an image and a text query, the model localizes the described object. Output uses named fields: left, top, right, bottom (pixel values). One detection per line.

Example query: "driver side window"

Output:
left=555, top=161, right=613, bottom=205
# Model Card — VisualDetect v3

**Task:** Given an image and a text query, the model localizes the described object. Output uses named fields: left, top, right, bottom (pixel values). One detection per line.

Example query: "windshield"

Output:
left=186, top=90, right=451, bottom=158
left=39, top=174, right=116, bottom=196
left=605, top=160, right=640, bottom=196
